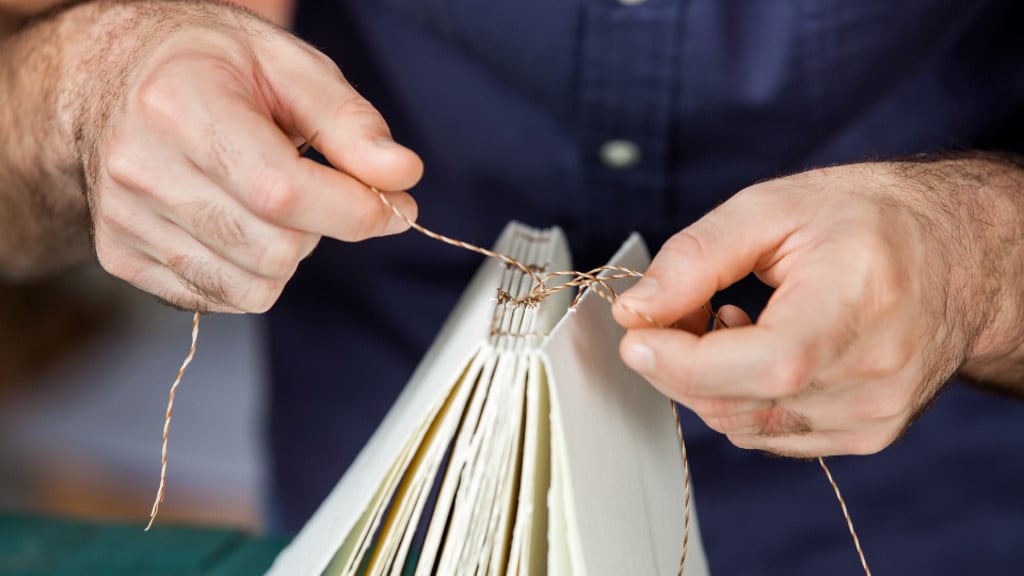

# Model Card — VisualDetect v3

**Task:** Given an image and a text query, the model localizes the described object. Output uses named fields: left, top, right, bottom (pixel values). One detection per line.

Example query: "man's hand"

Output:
left=1, top=0, right=422, bottom=312
left=614, top=157, right=1024, bottom=457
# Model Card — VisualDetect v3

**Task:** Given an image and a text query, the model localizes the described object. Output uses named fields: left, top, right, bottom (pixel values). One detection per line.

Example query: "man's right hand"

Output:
left=6, top=0, right=423, bottom=312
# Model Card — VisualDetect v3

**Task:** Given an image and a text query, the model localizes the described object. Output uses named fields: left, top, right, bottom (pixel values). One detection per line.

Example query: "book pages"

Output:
left=541, top=233, right=709, bottom=576
left=266, top=222, right=709, bottom=576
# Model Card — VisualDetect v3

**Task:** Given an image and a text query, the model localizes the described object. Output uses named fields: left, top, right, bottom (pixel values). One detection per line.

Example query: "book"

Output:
left=266, top=222, right=710, bottom=576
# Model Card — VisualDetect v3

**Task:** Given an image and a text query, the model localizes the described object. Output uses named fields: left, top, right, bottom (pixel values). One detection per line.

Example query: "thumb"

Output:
left=256, top=36, right=424, bottom=192
left=614, top=184, right=795, bottom=328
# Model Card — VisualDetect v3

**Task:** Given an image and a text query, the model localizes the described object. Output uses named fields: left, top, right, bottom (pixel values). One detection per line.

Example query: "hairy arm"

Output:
left=0, top=0, right=422, bottom=310
left=0, top=0, right=94, bottom=279
left=915, top=153, right=1024, bottom=391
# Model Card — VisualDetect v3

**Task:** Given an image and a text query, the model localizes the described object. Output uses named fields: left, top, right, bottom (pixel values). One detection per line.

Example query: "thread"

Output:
left=145, top=310, right=200, bottom=531
left=820, top=457, right=872, bottom=575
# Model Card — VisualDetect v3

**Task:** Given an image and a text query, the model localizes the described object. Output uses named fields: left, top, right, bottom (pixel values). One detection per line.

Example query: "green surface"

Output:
left=0, top=513, right=289, bottom=576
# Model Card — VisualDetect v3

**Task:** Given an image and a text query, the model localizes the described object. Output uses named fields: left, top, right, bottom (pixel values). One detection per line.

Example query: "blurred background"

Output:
left=0, top=264, right=266, bottom=532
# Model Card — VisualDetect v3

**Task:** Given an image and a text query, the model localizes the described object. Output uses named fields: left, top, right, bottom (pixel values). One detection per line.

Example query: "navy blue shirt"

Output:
left=268, top=1, right=1024, bottom=574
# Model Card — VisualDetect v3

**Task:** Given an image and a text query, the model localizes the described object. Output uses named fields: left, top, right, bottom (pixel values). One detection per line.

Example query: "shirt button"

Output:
left=599, top=139, right=642, bottom=169
left=617, top=0, right=647, bottom=5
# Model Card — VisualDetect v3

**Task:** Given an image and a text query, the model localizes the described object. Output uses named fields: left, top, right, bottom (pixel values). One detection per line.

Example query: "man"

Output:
left=2, top=0, right=1023, bottom=573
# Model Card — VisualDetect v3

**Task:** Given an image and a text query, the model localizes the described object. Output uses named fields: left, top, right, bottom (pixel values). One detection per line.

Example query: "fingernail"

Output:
left=375, top=137, right=397, bottom=148
left=383, top=213, right=411, bottom=235
left=623, top=342, right=654, bottom=374
left=623, top=277, right=659, bottom=301
left=380, top=194, right=415, bottom=233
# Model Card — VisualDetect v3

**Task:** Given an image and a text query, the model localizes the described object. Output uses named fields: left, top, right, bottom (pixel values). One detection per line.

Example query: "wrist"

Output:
left=1, top=0, right=165, bottom=278
left=887, top=153, right=1024, bottom=387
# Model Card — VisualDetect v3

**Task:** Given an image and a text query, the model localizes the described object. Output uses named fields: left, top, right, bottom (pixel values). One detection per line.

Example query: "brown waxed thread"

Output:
left=146, top=310, right=200, bottom=531
left=820, top=457, right=872, bottom=576
left=372, top=186, right=871, bottom=576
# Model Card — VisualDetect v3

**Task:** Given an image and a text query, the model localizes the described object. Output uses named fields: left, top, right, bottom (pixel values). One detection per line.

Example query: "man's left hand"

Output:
left=614, top=157, right=1024, bottom=457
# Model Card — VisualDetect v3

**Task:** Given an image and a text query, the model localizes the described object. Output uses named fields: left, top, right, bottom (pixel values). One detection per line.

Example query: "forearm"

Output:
left=938, top=153, right=1024, bottom=392
left=0, top=0, right=123, bottom=279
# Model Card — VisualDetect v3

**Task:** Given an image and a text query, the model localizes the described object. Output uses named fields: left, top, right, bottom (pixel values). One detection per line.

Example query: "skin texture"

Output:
left=615, top=157, right=1024, bottom=457
left=3, top=1, right=1023, bottom=457
left=0, top=0, right=422, bottom=312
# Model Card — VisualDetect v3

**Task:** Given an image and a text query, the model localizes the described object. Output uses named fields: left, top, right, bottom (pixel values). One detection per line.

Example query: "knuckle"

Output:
left=342, top=197, right=390, bottom=242
left=865, top=342, right=913, bottom=378
left=333, top=94, right=387, bottom=133
left=661, top=229, right=708, bottom=266
left=157, top=290, right=208, bottom=314
left=249, top=167, right=298, bottom=221
left=192, top=202, right=247, bottom=249
left=93, top=233, right=127, bottom=278
left=701, top=413, right=745, bottom=435
left=737, top=177, right=785, bottom=200
left=312, top=49, right=345, bottom=78
left=167, top=253, right=231, bottom=310
left=701, top=416, right=728, bottom=434
left=255, top=231, right=306, bottom=278
left=861, top=233, right=891, bottom=264
left=765, top=353, right=813, bottom=397
left=726, top=434, right=758, bottom=451
left=728, top=182, right=782, bottom=217
left=755, top=405, right=813, bottom=437
left=95, top=237, right=164, bottom=299
left=237, top=277, right=286, bottom=313
left=844, top=430, right=895, bottom=456
left=103, top=140, right=147, bottom=191
left=855, top=240, right=898, bottom=294
left=135, top=71, right=182, bottom=126
left=300, top=234, right=321, bottom=260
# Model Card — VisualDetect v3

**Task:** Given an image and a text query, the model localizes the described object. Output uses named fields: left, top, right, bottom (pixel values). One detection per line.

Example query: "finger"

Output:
left=614, top=183, right=797, bottom=328
left=728, top=424, right=902, bottom=457
left=257, top=37, right=424, bottom=192
left=678, top=395, right=775, bottom=424
left=136, top=259, right=243, bottom=314
left=171, top=193, right=321, bottom=281
left=93, top=222, right=241, bottom=314
left=769, top=359, right=926, bottom=432
left=130, top=217, right=289, bottom=313
left=620, top=325, right=800, bottom=399
left=622, top=243, right=862, bottom=399
left=102, top=135, right=322, bottom=279
left=713, top=304, right=751, bottom=330
left=161, top=248, right=288, bottom=314
left=682, top=344, right=920, bottom=439
left=177, top=97, right=418, bottom=242
left=695, top=400, right=814, bottom=437
left=672, top=303, right=712, bottom=334
left=131, top=49, right=419, bottom=241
